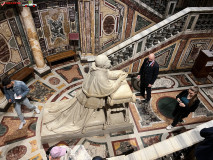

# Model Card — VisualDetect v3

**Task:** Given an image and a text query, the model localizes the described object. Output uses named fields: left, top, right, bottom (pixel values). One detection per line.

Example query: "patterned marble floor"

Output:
left=0, top=61, right=213, bottom=160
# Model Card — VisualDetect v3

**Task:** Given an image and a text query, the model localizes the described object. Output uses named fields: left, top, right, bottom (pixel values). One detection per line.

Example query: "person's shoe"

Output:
left=19, top=120, right=26, bottom=129
left=34, top=106, right=40, bottom=114
left=142, top=99, right=150, bottom=103
left=135, top=93, right=141, bottom=96
left=179, top=119, right=184, bottom=123
left=166, top=125, right=174, bottom=130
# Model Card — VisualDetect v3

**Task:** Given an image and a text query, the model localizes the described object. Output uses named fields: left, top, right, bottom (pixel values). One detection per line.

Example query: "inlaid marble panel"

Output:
left=94, top=0, right=125, bottom=53
left=179, top=39, right=212, bottom=68
left=155, top=43, right=176, bottom=69
left=0, top=17, right=29, bottom=77
left=112, top=138, right=139, bottom=156
left=40, top=8, right=70, bottom=49
left=135, top=15, right=152, bottom=32
left=141, top=134, right=163, bottom=148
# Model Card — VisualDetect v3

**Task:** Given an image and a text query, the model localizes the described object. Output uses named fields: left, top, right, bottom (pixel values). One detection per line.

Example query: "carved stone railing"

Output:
left=100, top=7, right=213, bottom=69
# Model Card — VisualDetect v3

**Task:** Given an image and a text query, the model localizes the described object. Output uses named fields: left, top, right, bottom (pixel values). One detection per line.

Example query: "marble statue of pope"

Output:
left=43, top=55, right=128, bottom=133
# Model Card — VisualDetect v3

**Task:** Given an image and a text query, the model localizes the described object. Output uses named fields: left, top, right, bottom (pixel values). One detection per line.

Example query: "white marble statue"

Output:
left=43, top=55, right=129, bottom=133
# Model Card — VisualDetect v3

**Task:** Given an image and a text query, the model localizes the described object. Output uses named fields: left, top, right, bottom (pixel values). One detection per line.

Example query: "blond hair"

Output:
left=188, top=86, right=199, bottom=107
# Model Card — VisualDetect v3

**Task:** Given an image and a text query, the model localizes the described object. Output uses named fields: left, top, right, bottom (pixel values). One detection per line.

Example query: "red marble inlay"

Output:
left=6, top=145, right=27, bottom=160
left=125, top=7, right=134, bottom=39
left=132, top=60, right=140, bottom=73
left=49, top=77, right=60, bottom=85
left=56, top=64, right=83, bottom=84
left=171, top=40, right=187, bottom=70
left=103, top=15, right=115, bottom=35
left=0, top=117, right=37, bottom=147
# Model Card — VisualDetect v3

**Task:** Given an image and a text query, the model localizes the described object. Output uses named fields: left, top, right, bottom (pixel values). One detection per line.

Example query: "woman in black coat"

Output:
left=166, top=86, right=200, bottom=130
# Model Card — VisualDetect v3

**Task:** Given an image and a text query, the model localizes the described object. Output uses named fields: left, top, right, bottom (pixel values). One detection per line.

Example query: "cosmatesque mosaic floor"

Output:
left=0, top=60, right=213, bottom=160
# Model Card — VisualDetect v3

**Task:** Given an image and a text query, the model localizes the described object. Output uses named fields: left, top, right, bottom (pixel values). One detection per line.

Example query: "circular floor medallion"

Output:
left=49, top=77, right=60, bottom=85
left=157, top=97, right=178, bottom=119
left=6, top=145, right=27, bottom=160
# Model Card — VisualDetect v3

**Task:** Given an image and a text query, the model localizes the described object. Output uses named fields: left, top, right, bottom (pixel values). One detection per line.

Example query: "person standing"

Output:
left=2, top=77, right=40, bottom=129
left=136, top=53, right=159, bottom=103
left=166, top=86, right=200, bottom=130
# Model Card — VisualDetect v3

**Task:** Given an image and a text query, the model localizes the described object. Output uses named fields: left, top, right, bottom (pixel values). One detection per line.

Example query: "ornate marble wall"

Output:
left=79, top=0, right=159, bottom=54
left=30, top=0, right=79, bottom=57
left=116, top=33, right=213, bottom=73
left=0, top=6, right=32, bottom=79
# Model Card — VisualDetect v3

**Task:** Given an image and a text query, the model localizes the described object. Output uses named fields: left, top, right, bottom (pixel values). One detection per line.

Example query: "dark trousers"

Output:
left=171, top=104, right=184, bottom=127
left=140, top=82, right=151, bottom=100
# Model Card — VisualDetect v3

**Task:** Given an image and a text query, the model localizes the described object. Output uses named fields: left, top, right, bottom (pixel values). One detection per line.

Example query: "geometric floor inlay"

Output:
left=0, top=117, right=37, bottom=147
left=130, top=90, right=213, bottom=132
left=82, top=139, right=109, bottom=158
left=170, top=74, right=193, bottom=87
left=56, top=64, right=83, bottom=84
left=188, top=73, right=212, bottom=85
left=0, top=57, right=213, bottom=160
left=140, top=134, right=163, bottom=148
left=200, top=86, right=213, bottom=102
left=6, top=145, right=27, bottom=160
left=28, top=80, right=56, bottom=102
left=112, top=138, right=139, bottom=156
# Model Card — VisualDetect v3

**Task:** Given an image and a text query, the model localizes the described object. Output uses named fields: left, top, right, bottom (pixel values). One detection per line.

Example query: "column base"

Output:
left=34, top=65, right=51, bottom=77
left=0, top=98, right=11, bottom=112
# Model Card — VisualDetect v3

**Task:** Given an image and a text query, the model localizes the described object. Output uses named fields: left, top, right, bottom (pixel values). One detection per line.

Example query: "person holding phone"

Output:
left=2, top=77, right=40, bottom=129
left=166, top=86, right=200, bottom=130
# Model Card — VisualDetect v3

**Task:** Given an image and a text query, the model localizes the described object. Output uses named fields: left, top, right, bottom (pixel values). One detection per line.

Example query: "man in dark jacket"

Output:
left=136, top=54, right=159, bottom=103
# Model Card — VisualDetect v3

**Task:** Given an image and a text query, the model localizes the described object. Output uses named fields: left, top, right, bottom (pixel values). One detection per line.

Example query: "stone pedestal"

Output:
left=34, top=64, right=51, bottom=77
left=41, top=109, right=133, bottom=144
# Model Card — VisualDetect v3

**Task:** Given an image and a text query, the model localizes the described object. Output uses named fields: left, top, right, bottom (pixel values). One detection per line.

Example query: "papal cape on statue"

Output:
left=41, top=55, right=135, bottom=142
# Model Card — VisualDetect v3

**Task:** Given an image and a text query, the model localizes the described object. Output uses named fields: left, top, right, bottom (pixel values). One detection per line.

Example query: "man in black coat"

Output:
left=136, top=54, right=159, bottom=103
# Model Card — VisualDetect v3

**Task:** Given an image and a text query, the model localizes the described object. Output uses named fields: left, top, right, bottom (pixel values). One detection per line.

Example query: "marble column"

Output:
left=20, top=7, right=50, bottom=76
left=0, top=89, right=8, bottom=111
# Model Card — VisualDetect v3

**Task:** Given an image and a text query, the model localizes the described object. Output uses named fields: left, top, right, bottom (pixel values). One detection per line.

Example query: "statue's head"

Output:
left=95, top=55, right=111, bottom=69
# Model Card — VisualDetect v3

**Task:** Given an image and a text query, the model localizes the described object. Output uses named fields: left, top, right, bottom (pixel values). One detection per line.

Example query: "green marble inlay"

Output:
left=5, top=63, right=15, bottom=71
left=158, top=97, right=177, bottom=119
left=137, top=41, right=142, bottom=53
left=105, top=0, right=116, bottom=6
left=135, top=15, right=151, bottom=32
left=9, top=37, right=18, bottom=48
left=0, top=124, right=7, bottom=136
left=29, top=122, right=36, bottom=131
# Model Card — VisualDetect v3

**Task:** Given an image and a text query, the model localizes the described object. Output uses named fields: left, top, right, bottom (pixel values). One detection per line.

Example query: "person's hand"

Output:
left=148, top=84, right=152, bottom=87
left=179, top=103, right=185, bottom=107
left=137, top=75, right=140, bottom=80
left=17, top=95, right=22, bottom=99
left=9, top=99, right=12, bottom=103
left=177, top=98, right=181, bottom=102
